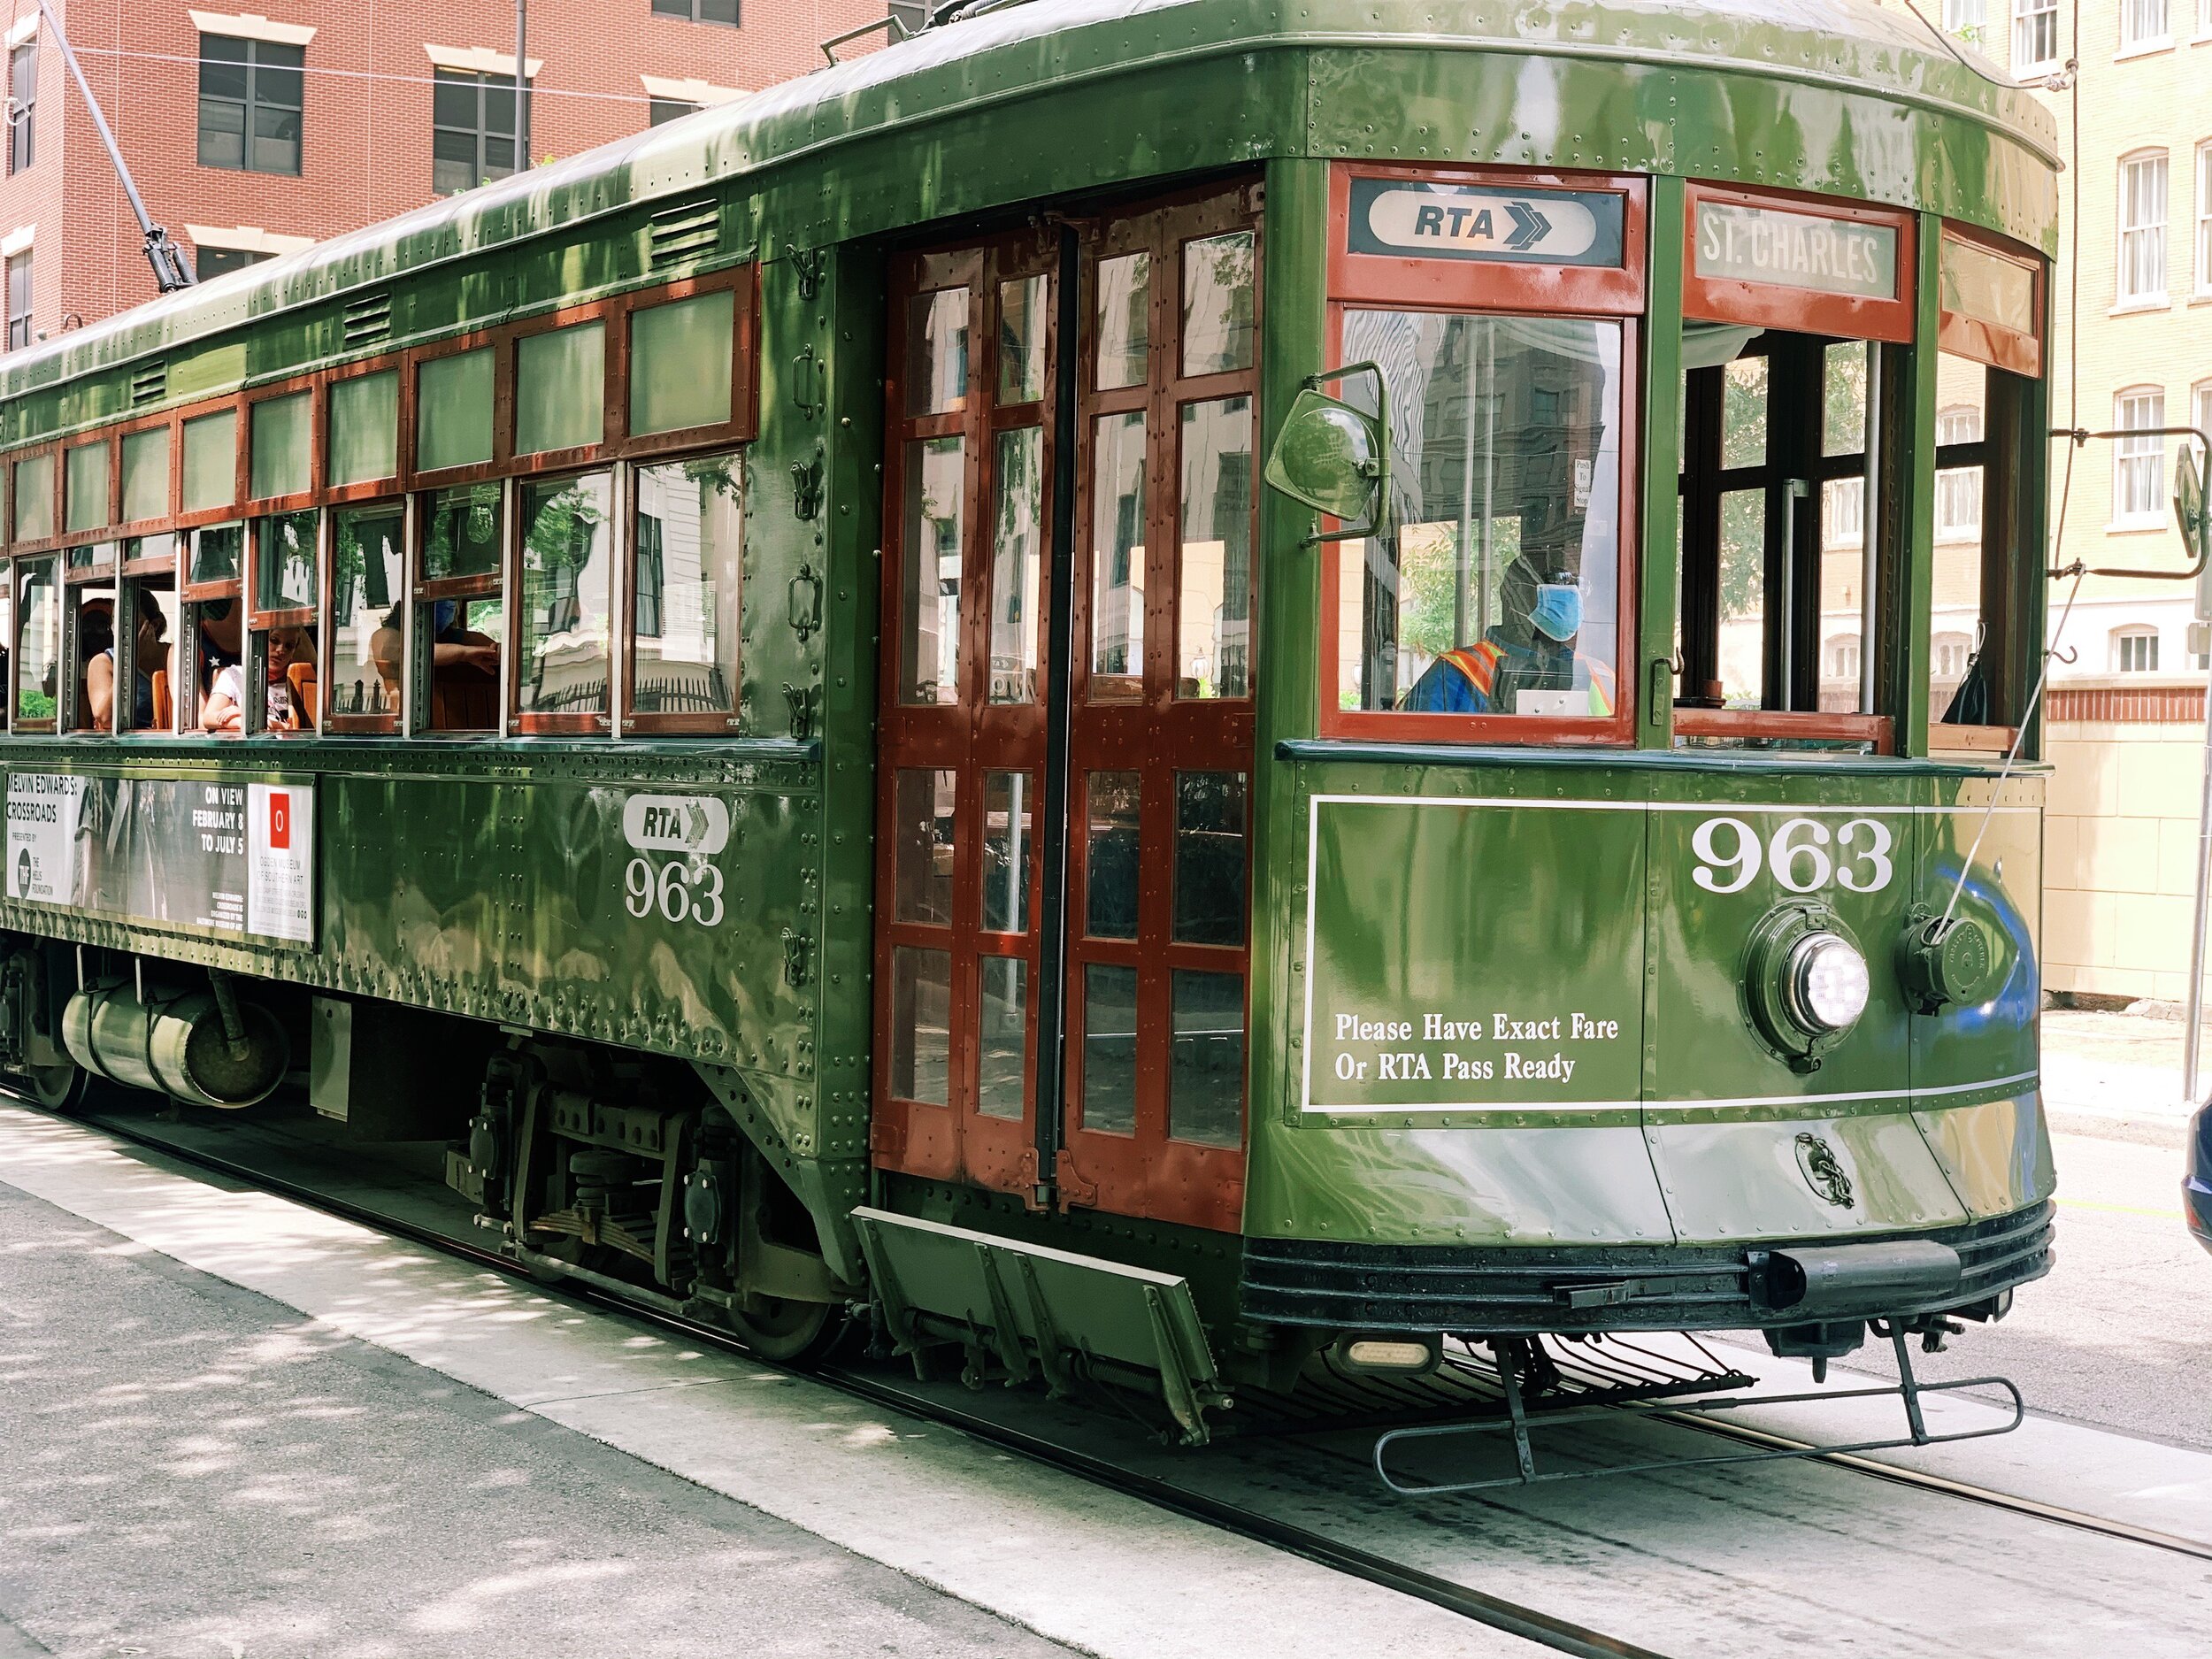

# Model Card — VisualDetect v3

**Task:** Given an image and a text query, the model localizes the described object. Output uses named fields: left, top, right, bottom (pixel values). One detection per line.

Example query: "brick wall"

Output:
left=0, top=0, right=886, bottom=341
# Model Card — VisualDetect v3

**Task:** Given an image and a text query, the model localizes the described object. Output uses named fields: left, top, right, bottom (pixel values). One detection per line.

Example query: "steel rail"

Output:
left=35, top=1097, right=2212, bottom=1625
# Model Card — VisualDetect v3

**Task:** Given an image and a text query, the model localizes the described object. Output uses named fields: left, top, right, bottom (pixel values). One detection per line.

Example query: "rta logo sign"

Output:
left=267, top=791, right=291, bottom=850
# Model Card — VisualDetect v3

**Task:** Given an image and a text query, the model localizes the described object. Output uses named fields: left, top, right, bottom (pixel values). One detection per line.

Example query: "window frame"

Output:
left=431, top=67, right=530, bottom=196
left=2113, top=386, right=2168, bottom=527
left=1318, top=162, right=1647, bottom=747
left=2117, top=150, right=2170, bottom=306
left=8, top=40, right=35, bottom=175
left=2012, top=0, right=2059, bottom=72
left=2197, top=139, right=2212, bottom=298
left=1683, top=180, right=1917, bottom=345
left=5, top=442, right=63, bottom=557
left=5, top=249, right=33, bottom=352
left=323, top=351, right=408, bottom=506
left=1936, top=220, right=2046, bottom=378
left=625, top=444, right=747, bottom=734
left=2120, top=0, right=2172, bottom=52
left=196, top=32, right=304, bottom=178
left=650, top=0, right=741, bottom=24
left=2112, top=626, right=2160, bottom=672
left=12, top=552, right=58, bottom=732
left=507, top=464, right=618, bottom=736
left=243, top=373, right=324, bottom=516
left=323, top=495, right=407, bottom=735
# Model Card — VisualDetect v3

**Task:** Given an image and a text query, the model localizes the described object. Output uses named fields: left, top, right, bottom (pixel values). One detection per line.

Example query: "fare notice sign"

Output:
left=1347, top=178, right=1626, bottom=268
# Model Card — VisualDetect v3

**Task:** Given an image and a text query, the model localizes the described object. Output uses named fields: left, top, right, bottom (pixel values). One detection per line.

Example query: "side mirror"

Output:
left=2177, top=444, right=2208, bottom=564
left=1263, top=362, right=1389, bottom=543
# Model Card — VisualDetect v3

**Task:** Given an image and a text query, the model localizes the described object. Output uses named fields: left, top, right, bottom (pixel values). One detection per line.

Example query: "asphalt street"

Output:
left=0, top=1180, right=1072, bottom=1659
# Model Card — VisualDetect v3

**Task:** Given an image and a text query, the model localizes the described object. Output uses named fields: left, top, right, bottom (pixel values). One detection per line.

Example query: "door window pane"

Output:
left=65, top=442, right=109, bottom=532
left=1085, top=770, right=1141, bottom=939
left=1172, top=772, right=1247, bottom=945
left=255, top=510, right=317, bottom=611
left=417, top=347, right=495, bottom=472
left=11, top=455, right=50, bottom=541
left=632, top=452, right=742, bottom=716
left=1081, top=964, right=1138, bottom=1134
left=421, top=483, right=503, bottom=581
left=15, top=558, right=56, bottom=721
left=901, top=436, right=964, bottom=704
left=330, top=504, right=403, bottom=718
left=189, top=523, right=242, bottom=586
left=1722, top=354, right=1768, bottom=470
left=1089, top=411, right=1146, bottom=690
left=629, top=291, right=734, bottom=435
left=431, top=595, right=503, bottom=731
left=893, top=767, right=956, bottom=925
left=517, top=472, right=613, bottom=716
left=1337, top=311, right=1624, bottom=718
left=982, top=771, right=1033, bottom=933
left=1823, top=342, right=1868, bottom=457
left=1180, top=232, right=1255, bottom=376
left=516, top=323, right=606, bottom=456
left=181, top=410, right=237, bottom=513
left=998, top=275, right=1048, bottom=404
left=330, top=371, right=399, bottom=485
left=1932, top=355, right=1990, bottom=723
left=906, top=288, right=969, bottom=416
left=1169, top=970, right=1243, bottom=1148
left=121, top=428, right=170, bottom=522
left=1176, top=396, right=1251, bottom=697
left=890, top=947, right=951, bottom=1107
left=1095, top=253, right=1149, bottom=390
left=988, top=426, right=1042, bottom=703
left=1717, top=488, right=1766, bottom=707
left=250, top=390, right=311, bottom=500
left=978, top=956, right=1028, bottom=1121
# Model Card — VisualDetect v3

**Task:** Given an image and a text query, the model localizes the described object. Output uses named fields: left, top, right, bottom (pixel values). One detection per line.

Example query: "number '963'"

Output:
left=624, top=856, right=726, bottom=926
left=1690, top=816, right=1894, bottom=895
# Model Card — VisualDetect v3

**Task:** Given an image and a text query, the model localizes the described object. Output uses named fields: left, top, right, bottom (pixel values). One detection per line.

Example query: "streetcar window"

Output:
left=188, top=522, right=242, bottom=587
left=516, top=470, right=612, bottom=722
left=14, top=557, right=58, bottom=726
left=68, top=580, right=113, bottom=731
left=255, top=510, right=317, bottom=612
left=515, top=323, right=605, bottom=457
left=417, top=347, right=495, bottom=473
left=12, top=453, right=51, bottom=541
left=629, top=450, right=742, bottom=725
left=901, top=434, right=964, bottom=704
left=328, top=503, right=403, bottom=726
left=419, top=482, right=502, bottom=732
left=629, top=289, right=735, bottom=436
left=120, top=428, right=170, bottom=524
left=249, top=390, right=311, bottom=501
left=906, top=288, right=970, bottom=416
left=64, top=442, right=110, bottom=534
left=180, top=409, right=238, bottom=513
left=115, top=577, right=177, bottom=733
left=329, top=371, right=400, bottom=488
left=1334, top=311, right=1624, bottom=720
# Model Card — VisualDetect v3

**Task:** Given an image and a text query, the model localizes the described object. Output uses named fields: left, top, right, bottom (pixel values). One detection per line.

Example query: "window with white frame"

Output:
left=2113, top=626, right=2160, bottom=672
left=2194, top=379, right=2212, bottom=469
left=2197, top=140, right=2212, bottom=296
left=1932, top=633, right=1975, bottom=680
left=1826, top=635, right=1862, bottom=681
left=2115, top=388, right=2167, bottom=523
left=2118, top=151, right=2170, bottom=303
left=2121, top=0, right=2170, bottom=50
left=2013, top=0, right=2059, bottom=67
left=2200, top=0, right=2212, bottom=35
left=1822, top=475, right=1863, bottom=547
left=1936, top=405, right=1984, bottom=541
left=1944, top=0, right=1987, bottom=46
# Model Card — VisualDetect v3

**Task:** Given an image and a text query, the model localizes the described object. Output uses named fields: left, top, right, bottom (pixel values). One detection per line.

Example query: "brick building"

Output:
left=0, top=0, right=888, bottom=345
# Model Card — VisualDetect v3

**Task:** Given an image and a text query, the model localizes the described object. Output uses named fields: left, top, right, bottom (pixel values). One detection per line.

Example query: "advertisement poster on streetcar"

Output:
left=3, top=772, right=316, bottom=946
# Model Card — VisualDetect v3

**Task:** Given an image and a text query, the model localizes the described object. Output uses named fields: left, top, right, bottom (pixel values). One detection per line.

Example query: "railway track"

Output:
left=24, top=1094, right=2211, bottom=1659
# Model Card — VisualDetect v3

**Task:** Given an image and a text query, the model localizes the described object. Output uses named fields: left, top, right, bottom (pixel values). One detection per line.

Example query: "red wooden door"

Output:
left=873, top=185, right=1261, bottom=1234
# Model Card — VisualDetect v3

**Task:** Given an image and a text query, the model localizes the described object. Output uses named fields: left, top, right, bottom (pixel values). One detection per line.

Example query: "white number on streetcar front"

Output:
left=624, top=856, right=725, bottom=927
left=1691, top=816, right=1895, bottom=895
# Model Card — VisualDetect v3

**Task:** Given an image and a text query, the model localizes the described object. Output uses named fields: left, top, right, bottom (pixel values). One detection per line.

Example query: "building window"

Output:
left=197, top=35, right=303, bottom=175
left=889, top=0, right=930, bottom=35
left=2013, top=0, right=2058, bottom=67
left=433, top=70, right=529, bottom=195
left=651, top=0, right=741, bottom=22
left=7, top=42, right=34, bottom=174
left=1935, top=405, right=1984, bottom=541
left=2115, top=388, right=2167, bottom=524
left=1822, top=475, right=1863, bottom=547
left=2121, top=0, right=2170, bottom=49
left=5, top=250, right=28, bottom=350
left=1943, top=0, right=1987, bottom=47
left=1826, top=635, right=1862, bottom=682
left=197, top=246, right=273, bottom=280
left=2118, top=151, right=2169, bottom=303
left=2195, top=379, right=2212, bottom=471
left=2197, top=140, right=2212, bottom=296
left=2114, top=627, right=2160, bottom=673
left=648, top=97, right=699, bottom=127
left=1932, top=633, right=1974, bottom=680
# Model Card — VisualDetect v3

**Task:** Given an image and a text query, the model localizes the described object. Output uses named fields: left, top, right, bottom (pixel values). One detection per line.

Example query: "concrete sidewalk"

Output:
left=2042, top=1006, right=2204, bottom=1143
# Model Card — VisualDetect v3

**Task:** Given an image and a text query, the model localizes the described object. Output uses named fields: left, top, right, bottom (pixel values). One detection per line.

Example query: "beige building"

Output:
left=1901, top=0, right=2212, bottom=1003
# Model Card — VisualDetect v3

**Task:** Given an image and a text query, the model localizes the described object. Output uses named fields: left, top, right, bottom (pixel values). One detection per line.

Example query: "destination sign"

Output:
left=1694, top=201, right=1897, bottom=301
left=1348, top=179, right=1626, bottom=268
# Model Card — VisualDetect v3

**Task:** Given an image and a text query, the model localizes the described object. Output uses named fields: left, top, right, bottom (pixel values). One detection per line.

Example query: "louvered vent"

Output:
left=129, top=363, right=165, bottom=405
left=648, top=199, right=719, bottom=268
left=342, top=292, right=393, bottom=349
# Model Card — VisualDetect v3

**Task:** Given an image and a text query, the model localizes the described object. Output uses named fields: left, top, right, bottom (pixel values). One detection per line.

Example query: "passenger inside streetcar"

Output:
left=85, top=589, right=171, bottom=732
left=203, top=625, right=316, bottom=733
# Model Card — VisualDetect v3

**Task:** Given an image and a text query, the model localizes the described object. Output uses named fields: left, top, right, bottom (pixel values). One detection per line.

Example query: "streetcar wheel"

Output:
left=726, top=1295, right=849, bottom=1367
left=9, top=1057, right=85, bottom=1113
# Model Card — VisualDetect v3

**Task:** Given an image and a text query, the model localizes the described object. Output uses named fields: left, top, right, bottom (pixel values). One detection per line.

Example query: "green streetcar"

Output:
left=0, top=0, right=2062, bottom=1440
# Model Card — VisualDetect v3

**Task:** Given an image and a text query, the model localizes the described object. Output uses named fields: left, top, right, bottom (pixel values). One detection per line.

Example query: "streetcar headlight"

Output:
left=1781, top=933, right=1870, bottom=1035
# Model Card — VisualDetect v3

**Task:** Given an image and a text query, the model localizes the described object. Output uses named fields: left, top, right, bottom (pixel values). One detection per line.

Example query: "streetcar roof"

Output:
left=1, top=0, right=2055, bottom=401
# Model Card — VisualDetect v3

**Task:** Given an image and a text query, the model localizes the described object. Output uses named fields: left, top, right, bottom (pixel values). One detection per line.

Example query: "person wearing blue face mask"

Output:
left=1402, top=556, right=1614, bottom=717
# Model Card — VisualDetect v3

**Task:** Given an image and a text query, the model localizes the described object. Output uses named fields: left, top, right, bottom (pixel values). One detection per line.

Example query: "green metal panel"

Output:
left=1638, top=174, right=1686, bottom=750
left=1897, top=216, right=1944, bottom=757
